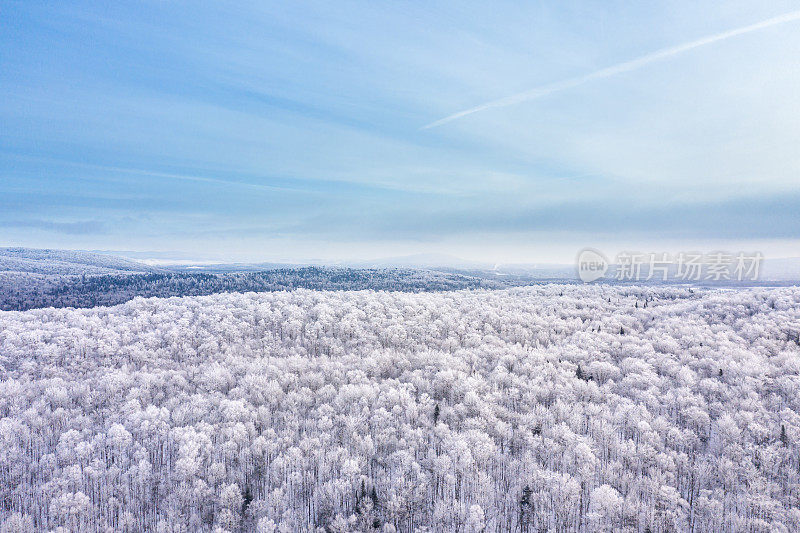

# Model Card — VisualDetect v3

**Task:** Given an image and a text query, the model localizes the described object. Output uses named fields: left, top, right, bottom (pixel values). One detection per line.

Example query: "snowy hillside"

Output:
left=0, top=248, right=157, bottom=275
left=0, top=267, right=525, bottom=311
left=1, top=285, right=799, bottom=531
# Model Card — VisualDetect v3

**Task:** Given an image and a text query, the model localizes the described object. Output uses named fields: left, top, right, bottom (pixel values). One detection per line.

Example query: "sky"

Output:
left=2, top=0, right=800, bottom=263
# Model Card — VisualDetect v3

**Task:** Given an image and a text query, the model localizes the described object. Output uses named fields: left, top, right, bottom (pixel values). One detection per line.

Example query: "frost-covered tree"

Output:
left=0, top=285, right=798, bottom=531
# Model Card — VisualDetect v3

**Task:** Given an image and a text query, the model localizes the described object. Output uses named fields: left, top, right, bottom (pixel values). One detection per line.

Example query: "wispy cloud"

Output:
left=2, top=219, right=106, bottom=235
left=423, top=9, right=800, bottom=129
left=92, top=165, right=306, bottom=194
left=276, top=190, right=800, bottom=240
left=3, top=2, right=799, bottom=260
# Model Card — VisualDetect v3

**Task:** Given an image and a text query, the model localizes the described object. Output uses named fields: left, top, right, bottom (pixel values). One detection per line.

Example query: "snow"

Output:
left=0, top=285, right=798, bottom=531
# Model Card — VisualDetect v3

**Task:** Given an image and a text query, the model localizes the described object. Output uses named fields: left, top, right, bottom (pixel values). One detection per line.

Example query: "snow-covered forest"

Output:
left=0, top=247, right=539, bottom=312
left=1, top=285, right=799, bottom=532
left=0, top=268, right=525, bottom=311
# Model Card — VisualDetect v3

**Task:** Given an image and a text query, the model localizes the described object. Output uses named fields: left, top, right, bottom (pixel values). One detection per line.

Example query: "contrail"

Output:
left=422, top=9, right=800, bottom=129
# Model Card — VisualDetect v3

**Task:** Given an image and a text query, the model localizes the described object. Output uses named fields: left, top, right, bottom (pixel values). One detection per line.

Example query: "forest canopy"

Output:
left=0, top=285, right=799, bottom=531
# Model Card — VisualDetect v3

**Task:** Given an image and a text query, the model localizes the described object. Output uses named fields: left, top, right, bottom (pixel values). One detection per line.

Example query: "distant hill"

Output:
left=0, top=247, right=159, bottom=275
left=0, top=266, right=529, bottom=311
left=0, top=248, right=795, bottom=312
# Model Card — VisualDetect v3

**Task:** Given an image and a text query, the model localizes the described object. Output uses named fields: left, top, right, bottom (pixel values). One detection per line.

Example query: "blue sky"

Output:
left=2, top=1, right=799, bottom=262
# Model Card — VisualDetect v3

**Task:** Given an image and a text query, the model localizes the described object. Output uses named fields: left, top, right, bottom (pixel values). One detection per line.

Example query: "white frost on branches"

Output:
left=0, top=285, right=799, bottom=531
